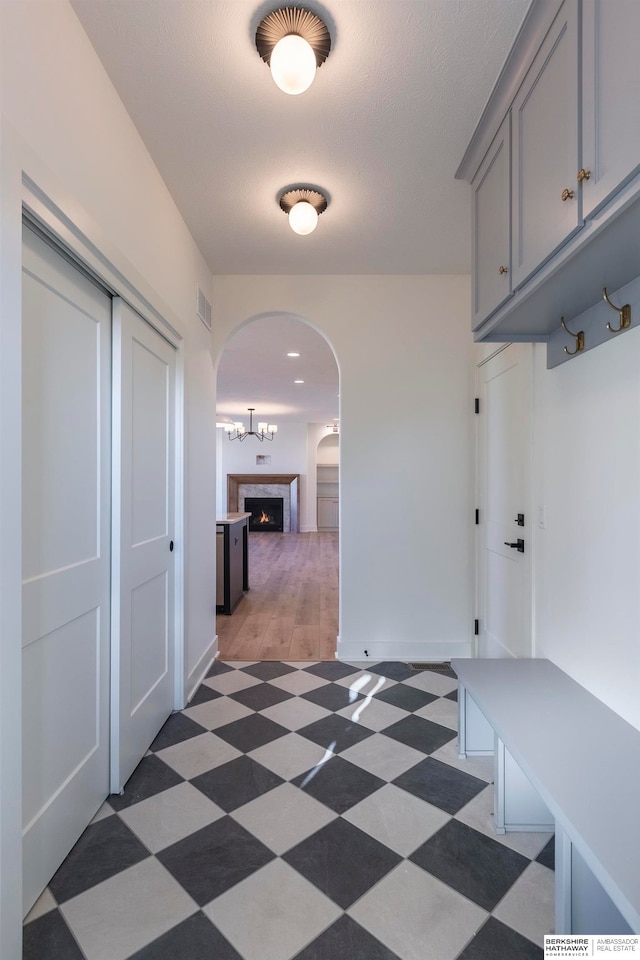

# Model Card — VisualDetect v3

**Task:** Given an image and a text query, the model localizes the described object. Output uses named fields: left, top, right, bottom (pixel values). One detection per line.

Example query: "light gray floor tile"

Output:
left=455, top=785, right=553, bottom=858
left=335, top=670, right=398, bottom=696
left=493, top=861, right=555, bottom=946
left=24, top=888, right=57, bottom=924
left=204, top=859, right=341, bottom=960
left=219, top=661, right=258, bottom=668
left=156, top=732, right=242, bottom=779
left=340, top=733, right=424, bottom=782
left=230, top=782, right=337, bottom=854
left=202, top=671, right=263, bottom=695
left=182, top=697, right=253, bottom=730
left=118, top=782, right=224, bottom=853
left=268, top=671, right=330, bottom=695
left=337, top=697, right=410, bottom=732
left=349, top=861, right=487, bottom=960
left=401, top=672, right=458, bottom=696
left=61, top=858, right=197, bottom=960
left=429, top=739, right=494, bottom=782
left=259, top=696, right=331, bottom=731
left=415, top=697, right=458, bottom=730
left=343, top=784, right=451, bottom=857
left=248, top=732, right=334, bottom=780
left=90, top=801, right=115, bottom=824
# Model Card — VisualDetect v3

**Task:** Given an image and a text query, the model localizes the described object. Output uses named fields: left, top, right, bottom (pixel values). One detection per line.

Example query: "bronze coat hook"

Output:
left=603, top=287, right=631, bottom=333
left=560, top=316, right=585, bottom=355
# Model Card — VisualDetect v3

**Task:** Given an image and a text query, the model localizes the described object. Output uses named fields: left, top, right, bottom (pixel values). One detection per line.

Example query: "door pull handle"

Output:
left=504, top=539, right=525, bottom=553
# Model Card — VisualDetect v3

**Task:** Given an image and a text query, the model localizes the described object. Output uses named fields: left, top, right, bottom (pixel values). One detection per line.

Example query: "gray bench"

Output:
left=452, top=657, right=640, bottom=935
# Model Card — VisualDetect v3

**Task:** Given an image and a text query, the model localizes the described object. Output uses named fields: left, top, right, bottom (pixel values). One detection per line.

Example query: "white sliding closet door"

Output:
left=21, top=224, right=112, bottom=914
left=111, top=299, right=176, bottom=793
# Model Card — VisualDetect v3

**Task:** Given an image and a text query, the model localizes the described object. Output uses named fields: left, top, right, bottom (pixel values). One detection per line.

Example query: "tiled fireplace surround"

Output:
left=227, top=474, right=300, bottom=533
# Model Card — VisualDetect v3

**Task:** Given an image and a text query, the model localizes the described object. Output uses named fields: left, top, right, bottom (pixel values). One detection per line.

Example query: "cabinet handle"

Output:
left=498, top=265, right=508, bottom=275
left=561, top=188, right=575, bottom=202
left=577, top=168, right=591, bottom=183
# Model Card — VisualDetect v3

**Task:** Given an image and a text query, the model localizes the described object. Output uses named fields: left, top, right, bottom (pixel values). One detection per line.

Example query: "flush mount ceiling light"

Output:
left=256, top=7, right=331, bottom=95
left=279, top=188, right=328, bottom=235
left=224, top=408, right=277, bottom=442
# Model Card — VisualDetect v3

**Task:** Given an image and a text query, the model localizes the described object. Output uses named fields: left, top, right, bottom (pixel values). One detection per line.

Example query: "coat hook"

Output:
left=560, top=316, right=584, bottom=356
left=603, top=287, right=631, bottom=333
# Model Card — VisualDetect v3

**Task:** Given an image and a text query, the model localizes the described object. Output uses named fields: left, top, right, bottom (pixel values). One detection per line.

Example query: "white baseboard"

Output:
left=185, top=635, right=218, bottom=703
left=335, top=638, right=473, bottom=662
left=300, top=524, right=317, bottom=533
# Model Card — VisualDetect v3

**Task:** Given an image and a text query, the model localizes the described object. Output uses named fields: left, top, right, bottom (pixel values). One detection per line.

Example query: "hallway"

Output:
left=24, top=660, right=552, bottom=959
left=218, top=532, right=338, bottom=661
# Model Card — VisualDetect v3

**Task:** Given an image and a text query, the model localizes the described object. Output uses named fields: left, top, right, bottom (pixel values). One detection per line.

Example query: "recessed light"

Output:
left=294, top=379, right=304, bottom=384
left=287, top=352, right=300, bottom=357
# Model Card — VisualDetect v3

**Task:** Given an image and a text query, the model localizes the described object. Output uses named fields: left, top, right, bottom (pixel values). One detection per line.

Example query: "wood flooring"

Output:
left=217, top=531, right=339, bottom=661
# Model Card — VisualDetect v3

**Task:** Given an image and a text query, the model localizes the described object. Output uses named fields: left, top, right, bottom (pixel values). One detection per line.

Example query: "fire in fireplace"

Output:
left=244, top=497, right=284, bottom=532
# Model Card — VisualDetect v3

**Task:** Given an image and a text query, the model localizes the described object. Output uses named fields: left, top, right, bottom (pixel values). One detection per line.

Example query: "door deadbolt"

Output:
left=504, top=539, right=525, bottom=553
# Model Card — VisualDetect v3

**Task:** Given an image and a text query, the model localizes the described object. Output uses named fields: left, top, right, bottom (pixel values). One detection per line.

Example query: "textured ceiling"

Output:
left=71, top=0, right=531, bottom=277
left=71, top=0, right=530, bottom=424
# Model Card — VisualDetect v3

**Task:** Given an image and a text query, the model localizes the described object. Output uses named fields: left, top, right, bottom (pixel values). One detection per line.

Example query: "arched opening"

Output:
left=215, top=312, right=340, bottom=661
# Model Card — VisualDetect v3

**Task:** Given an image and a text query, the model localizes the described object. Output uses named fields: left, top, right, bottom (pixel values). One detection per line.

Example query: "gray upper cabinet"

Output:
left=456, top=0, right=640, bottom=346
left=472, top=115, right=512, bottom=330
left=511, top=0, right=579, bottom=289
left=581, top=0, right=640, bottom=219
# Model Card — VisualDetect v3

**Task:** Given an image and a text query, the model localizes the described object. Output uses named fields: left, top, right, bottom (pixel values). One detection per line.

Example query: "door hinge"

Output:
left=475, top=508, right=479, bottom=525
left=474, top=619, right=479, bottom=636
left=474, top=398, right=480, bottom=414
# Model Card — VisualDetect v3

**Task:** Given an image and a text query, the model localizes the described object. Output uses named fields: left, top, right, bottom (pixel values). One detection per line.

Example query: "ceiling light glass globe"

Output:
left=270, top=34, right=316, bottom=95
left=288, top=201, right=318, bottom=235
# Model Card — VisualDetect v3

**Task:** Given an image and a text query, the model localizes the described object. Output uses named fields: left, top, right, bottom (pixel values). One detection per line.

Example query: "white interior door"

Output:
left=477, top=344, right=533, bottom=659
left=21, top=224, right=111, bottom=914
left=111, top=298, right=176, bottom=793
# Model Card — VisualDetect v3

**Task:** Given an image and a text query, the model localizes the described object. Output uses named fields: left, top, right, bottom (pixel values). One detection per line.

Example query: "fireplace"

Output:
left=245, top=497, right=284, bottom=532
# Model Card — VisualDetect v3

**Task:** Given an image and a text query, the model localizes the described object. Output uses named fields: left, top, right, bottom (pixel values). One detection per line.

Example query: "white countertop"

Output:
left=216, top=512, right=251, bottom=525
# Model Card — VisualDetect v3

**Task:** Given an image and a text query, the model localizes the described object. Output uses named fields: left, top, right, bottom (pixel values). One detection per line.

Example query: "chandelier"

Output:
left=224, top=408, right=278, bottom=442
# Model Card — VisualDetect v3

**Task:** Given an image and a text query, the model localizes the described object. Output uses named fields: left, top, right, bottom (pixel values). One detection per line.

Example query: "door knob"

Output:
left=504, top=539, right=525, bottom=553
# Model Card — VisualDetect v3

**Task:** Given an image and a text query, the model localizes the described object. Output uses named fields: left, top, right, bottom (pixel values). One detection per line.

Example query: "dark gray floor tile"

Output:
left=156, top=817, right=275, bottom=906
left=455, top=917, right=542, bottom=960
left=303, top=662, right=360, bottom=680
left=382, top=714, right=457, bottom=754
left=536, top=836, right=555, bottom=870
left=239, top=661, right=297, bottom=680
left=297, top=713, right=375, bottom=753
left=23, top=909, right=85, bottom=960
left=374, top=684, right=438, bottom=712
left=293, top=914, right=400, bottom=959
left=367, top=661, right=416, bottom=681
left=291, top=755, right=385, bottom=814
left=109, top=754, right=184, bottom=811
left=149, top=712, right=207, bottom=752
left=229, top=681, right=294, bottom=712
left=283, top=818, right=401, bottom=909
left=48, top=816, right=150, bottom=903
left=191, top=754, right=284, bottom=812
left=206, top=661, right=235, bottom=677
left=410, top=820, right=529, bottom=911
left=300, top=683, right=364, bottom=712
left=393, top=756, right=486, bottom=813
left=214, top=713, right=290, bottom=752
left=128, top=911, right=243, bottom=959
left=188, top=683, right=223, bottom=706
left=444, top=688, right=459, bottom=701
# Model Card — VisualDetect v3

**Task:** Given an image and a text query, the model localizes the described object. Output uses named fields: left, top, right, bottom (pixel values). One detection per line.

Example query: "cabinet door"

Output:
left=581, top=0, right=640, bottom=218
left=472, top=114, right=512, bottom=329
left=512, top=0, right=580, bottom=288
left=317, top=498, right=338, bottom=530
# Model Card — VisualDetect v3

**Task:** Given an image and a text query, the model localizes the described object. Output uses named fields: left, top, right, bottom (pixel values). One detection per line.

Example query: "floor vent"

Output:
left=409, top=662, right=451, bottom=671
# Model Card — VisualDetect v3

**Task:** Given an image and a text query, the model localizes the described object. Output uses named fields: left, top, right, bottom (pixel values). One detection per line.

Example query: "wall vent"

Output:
left=197, top=286, right=212, bottom=330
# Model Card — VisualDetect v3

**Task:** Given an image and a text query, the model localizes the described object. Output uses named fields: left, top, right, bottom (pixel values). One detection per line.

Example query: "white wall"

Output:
left=532, top=326, right=640, bottom=731
left=212, top=277, right=475, bottom=662
left=0, top=4, right=218, bottom=953
left=317, top=433, right=340, bottom=463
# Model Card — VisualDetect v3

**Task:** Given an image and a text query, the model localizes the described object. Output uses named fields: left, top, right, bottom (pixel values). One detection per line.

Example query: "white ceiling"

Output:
left=71, top=0, right=531, bottom=423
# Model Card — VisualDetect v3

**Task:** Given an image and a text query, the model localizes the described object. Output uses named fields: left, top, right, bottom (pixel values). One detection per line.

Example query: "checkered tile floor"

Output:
left=24, top=661, right=555, bottom=960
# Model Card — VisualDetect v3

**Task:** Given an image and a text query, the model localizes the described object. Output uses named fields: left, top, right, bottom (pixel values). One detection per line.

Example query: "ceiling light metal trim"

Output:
left=256, top=7, right=331, bottom=68
left=279, top=188, right=328, bottom=216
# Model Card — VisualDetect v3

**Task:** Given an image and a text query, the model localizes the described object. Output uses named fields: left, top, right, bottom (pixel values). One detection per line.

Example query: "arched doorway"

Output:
left=215, top=313, right=339, bottom=660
